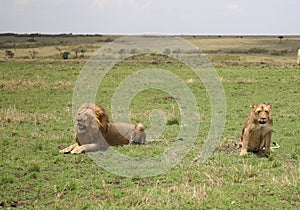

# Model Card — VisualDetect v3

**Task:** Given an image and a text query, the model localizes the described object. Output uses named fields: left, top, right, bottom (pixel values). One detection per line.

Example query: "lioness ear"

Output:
left=267, top=103, right=272, bottom=109
left=251, top=104, right=257, bottom=110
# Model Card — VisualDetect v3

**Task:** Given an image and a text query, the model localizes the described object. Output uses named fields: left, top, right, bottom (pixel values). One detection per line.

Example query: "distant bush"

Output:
left=27, top=37, right=38, bottom=42
left=227, top=48, right=269, bottom=54
left=203, top=49, right=222, bottom=54
left=172, top=48, right=182, bottom=54
left=97, top=37, right=114, bottom=42
left=29, top=50, right=38, bottom=59
left=104, top=38, right=114, bottom=42
left=270, top=50, right=289, bottom=56
left=248, top=48, right=269, bottom=54
left=73, top=48, right=80, bottom=58
left=79, top=49, right=86, bottom=58
left=130, top=48, right=138, bottom=54
left=167, top=117, right=180, bottom=125
left=185, top=49, right=202, bottom=54
left=73, top=48, right=86, bottom=58
left=62, top=51, right=70, bottom=59
left=119, top=49, right=126, bottom=59
left=227, top=49, right=245, bottom=54
left=5, top=50, right=14, bottom=58
left=163, top=48, right=171, bottom=55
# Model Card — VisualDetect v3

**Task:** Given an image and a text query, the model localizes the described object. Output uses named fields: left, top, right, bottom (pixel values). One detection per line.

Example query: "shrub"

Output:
left=104, top=38, right=114, bottom=42
left=62, top=51, right=70, bottom=60
left=270, top=50, right=289, bottom=56
left=29, top=50, right=38, bottom=59
left=5, top=50, right=14, bottom=58
left=172, top=48, right=182, bottom=54
left=130, top=48, right=138, bottom=54
left=27, top=37, right=37, bottom=42
left=167, top=117, right=180, bottom=125
left=227, top=49, right=245, bottom=54
left=163, top=48, right=171, bottom=55
left=247, top=48, right=269, bottom=54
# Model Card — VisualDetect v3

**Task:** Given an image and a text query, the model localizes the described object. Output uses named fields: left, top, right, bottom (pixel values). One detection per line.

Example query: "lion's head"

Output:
left=75, top=103, right=110, bottom=146
left=251, top=103, right=272, bottom=125
left=75, top=108, right=97, bottom=135
left=76, top=103, right=109, bottom=135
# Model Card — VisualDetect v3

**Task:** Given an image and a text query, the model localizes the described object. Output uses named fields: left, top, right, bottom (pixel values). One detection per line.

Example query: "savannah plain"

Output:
left=0, top=34, right=299, bottom=209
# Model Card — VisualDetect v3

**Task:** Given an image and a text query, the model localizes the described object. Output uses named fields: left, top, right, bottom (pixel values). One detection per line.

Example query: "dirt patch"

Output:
left=217, top=137, right=240, bottom=153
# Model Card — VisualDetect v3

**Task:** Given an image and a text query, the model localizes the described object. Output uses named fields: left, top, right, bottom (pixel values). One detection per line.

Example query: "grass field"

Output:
left=1, top=34, right=300, bottom=209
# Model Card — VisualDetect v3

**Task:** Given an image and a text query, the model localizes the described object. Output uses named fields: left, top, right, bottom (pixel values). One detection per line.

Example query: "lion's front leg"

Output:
left=262, top=131, right=272, bottom=154
left=240, top=130, right=250, bottom=156
left=70, top=143, right=102, bottom=154
left=240, top=145, right=248, bottom=156
left=70, top=145, right=84, bottom=154
left=59, top=143, right=79, bottom=154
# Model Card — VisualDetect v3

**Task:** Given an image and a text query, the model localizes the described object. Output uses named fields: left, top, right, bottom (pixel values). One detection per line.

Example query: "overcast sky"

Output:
left=1, top=0, right=299, bottom=35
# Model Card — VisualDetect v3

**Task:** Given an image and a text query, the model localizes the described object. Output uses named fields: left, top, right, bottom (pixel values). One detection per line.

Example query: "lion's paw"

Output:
left=240, top=149, right=248, bottom=156
left=70, top=147, right=83, bottom=154
left=59, top=149, right=70, bottom=154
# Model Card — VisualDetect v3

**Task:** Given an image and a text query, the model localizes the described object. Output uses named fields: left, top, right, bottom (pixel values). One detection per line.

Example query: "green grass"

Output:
left=0, top=35, right=300, bottom=209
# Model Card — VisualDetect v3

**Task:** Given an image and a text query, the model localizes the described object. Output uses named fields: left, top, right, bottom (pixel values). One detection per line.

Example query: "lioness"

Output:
left=239, top=103, right=273, bottom=156
left=60, top=103, right=146, bottom=154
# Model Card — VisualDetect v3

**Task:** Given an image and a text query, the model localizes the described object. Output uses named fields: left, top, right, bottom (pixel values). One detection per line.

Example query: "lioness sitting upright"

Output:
left=239, top=103, right=273, bottom=156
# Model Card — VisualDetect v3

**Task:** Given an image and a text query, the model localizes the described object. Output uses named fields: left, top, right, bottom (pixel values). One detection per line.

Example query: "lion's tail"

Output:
left=134, top=123, right=145, bottom=132
left=270, top=142, right=280, bottom=149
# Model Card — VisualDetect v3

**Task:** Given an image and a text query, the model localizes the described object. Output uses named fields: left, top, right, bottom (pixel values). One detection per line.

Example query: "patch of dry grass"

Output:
left=0, top=80, right=73, bottom=90
left=0, top=106, right=57, bottom=123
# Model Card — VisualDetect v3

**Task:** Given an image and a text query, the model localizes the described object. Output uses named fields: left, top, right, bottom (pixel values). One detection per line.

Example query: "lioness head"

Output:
left=251, top=103, right=272, bottom=125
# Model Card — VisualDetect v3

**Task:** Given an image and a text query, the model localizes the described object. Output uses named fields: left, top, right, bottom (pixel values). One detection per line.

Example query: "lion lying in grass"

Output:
left=239, top=103, right=274, bottom=156
left=60, top=103, right=146, bottom=154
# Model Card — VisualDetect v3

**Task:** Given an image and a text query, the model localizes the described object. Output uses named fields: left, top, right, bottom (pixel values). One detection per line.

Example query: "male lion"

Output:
left=59, top=103, right=146, bottom=154
left=239, top=103, right=273, bottom=156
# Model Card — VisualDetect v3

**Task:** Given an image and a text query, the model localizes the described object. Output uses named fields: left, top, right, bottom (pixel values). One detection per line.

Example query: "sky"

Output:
left=0, top=0, right=299, bottom=35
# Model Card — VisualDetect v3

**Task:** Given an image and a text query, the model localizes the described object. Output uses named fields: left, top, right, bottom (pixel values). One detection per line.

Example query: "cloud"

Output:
left=220, top=2, right=244, bottom=15
left=224, top=3, right=241, bottom=10
left=131, top=0, right=152, bottom=10
left=14, top=0, right=34, bottom=5
left=93, top=0, right=109, bottom=7
left=93, top=0, right=152, bottom=10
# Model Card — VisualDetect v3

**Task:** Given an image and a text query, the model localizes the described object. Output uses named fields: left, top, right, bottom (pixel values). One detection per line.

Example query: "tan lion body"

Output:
left=60, top=103, right=146, bottom=154
left=239, top=103, right=273, bottom=156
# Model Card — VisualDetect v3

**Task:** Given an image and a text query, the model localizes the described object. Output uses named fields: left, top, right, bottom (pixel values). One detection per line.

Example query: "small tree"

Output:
left=5, top=50, right=14, bottom=59
left=130, top=48, right=138, bottom=54
left=119, top=49, right=126, bottom=59
left=29, top=50, right=38, bottom=59
left=73, top=48, right=80, bottom=58
left=163, top=48, right=171, bottom=55
left=80, top=49, right=86, bottom=58
left=72, top=48, right=86, bottom=58
left=278, top=36, right=284, bottom=43
left=172, top=48, right=182, bottom=58
left=62, top=52, right=70, bottom=60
